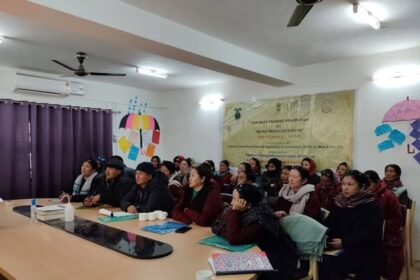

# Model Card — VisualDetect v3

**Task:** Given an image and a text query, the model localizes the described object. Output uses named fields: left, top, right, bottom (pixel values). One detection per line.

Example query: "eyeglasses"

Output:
left=321, top=170, right=333, bottom=178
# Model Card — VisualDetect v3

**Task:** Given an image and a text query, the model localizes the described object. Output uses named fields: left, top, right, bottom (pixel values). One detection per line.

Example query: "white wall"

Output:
left=160, top=46, right=420, bottom=260
left=0, top=66, right=164, bottom=168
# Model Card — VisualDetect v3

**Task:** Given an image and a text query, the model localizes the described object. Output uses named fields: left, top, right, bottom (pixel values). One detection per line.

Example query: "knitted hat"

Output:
left=136, top=162, right=155, bottom=175
left=106, top=158, right=125, bottom=171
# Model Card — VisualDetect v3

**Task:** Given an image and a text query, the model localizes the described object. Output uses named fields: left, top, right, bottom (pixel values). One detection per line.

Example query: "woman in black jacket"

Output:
left=319, top=170, right=383, bottom=280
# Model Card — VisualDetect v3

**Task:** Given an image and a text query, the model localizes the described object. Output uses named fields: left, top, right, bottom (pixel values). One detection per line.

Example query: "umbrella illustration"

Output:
left=378, top=97, right=420, bottom=163
left=118, top=113, right=161, bottom=160
left=382, top=97, right=420, bottom=122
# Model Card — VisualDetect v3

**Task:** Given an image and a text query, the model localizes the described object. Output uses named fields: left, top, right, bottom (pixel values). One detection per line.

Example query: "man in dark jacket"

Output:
left=84, top=158, right=134, bottom=207
left=121, top=162, right=174, bottom=213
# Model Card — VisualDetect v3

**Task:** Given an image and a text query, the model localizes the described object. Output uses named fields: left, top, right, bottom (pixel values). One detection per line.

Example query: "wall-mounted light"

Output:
left=136, top=66, right=168, bottom=79
left=199, top=94, right=224, bottom=111
left=352, top=3, right=381, bottom=30
left=372, top=64, right=420, bottom=87
left=0, top=36, right=5, bottom=44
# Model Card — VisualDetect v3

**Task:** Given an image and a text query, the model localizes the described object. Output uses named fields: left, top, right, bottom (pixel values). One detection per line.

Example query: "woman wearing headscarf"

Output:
left=261, top=158, right=282, bottom=197
left=212, top=184, right=298, bottom=280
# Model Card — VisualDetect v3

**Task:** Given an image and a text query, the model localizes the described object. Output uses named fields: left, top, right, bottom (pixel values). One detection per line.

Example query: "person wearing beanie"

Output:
left=83, top=158, right=134, bottom=207
left=172, top=164, right=223, bottom=226
left=121, top=162, right=174, bottom=214
left=261, top=158, right=282, bottom=197
left=160, top=161, right=184, bottom=205
left=212, top=184, right=298, bottom=280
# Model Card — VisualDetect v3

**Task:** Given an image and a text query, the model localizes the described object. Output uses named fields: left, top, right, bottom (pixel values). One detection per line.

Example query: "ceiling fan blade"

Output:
left=89, top=72, right=127, bottom=76
left=52, top=60, right=76, bottom=71
left=287, top=4, right=313, bottom=27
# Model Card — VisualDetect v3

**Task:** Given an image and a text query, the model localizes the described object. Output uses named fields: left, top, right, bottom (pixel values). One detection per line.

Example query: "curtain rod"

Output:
left=0, top=99, right=121, bottom=114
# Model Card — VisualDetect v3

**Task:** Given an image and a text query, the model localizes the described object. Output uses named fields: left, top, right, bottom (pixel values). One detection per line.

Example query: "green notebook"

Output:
left=97, top=214, right=138, bottom=223
left=199, top=235, right=256, bottom=252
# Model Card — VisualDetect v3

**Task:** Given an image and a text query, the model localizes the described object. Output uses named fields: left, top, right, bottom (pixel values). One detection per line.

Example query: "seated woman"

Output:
left=215, top=160, right=233, bottom=190
left=319, top=170, right=383, bottom=280
left=60, top=159, right=99, bottom=202
left=335, top=162, right=350, bottom=183
left=280, top=165, right=292, bottom=187
left=171, top=164, right=224, bottom=226
left=212, top=184, right=298, bottom=280
left=315, top=169, right=341, bottom=211
left=301, top=157, right=320, bottom=185
left=274, top=166, right=321, bottom=221
left=203, top=160, right=216, bottom=176
left=173, top=158, right=192, bottom=187
left=230, top=162, right=252, bottom=185
left=248, top=157, right=262, bottom=186
left=160, top=161, right=184, bottom=205
left=380, top=164, right=409, bottom=206
left=261, top=158, right=282, bottom=197
left=365, top=170, right=404, bottom=280
left=150, top=155, right=161, bottom=171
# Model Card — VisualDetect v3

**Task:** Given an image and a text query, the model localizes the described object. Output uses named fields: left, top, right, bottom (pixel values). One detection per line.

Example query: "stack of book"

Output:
left=35, top=205, right=65, bottom=221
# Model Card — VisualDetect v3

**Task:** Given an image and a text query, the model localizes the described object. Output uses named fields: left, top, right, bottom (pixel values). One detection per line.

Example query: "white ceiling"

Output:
left=0, top=12, right=231, bottom=92
left=121, top=0, right=420, bottom=66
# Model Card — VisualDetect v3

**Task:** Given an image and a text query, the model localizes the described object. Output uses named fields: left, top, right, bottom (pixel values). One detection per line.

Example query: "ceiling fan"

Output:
left=52, top=52, right=126, bottom=77
left=287, top=0, right=323, bottom=27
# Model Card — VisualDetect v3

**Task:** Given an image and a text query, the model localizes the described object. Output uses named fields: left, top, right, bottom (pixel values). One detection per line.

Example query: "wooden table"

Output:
left=0, top=199, right=258, bottom=280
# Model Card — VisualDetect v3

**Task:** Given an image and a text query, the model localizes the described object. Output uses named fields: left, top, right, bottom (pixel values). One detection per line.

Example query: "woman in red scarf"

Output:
left=365, top=170, right=404, bottom=280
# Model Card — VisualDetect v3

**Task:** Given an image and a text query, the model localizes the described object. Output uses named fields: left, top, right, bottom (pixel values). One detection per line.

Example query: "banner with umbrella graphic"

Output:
left=375, top=97, right=420, bottom=164
left=118, top=113, right=160, bottom=161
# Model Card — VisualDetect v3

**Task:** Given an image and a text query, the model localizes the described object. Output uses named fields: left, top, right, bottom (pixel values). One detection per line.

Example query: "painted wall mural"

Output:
left=374, top=97, right=420, bottom=164
left=117, top=97, right=161, bottom=161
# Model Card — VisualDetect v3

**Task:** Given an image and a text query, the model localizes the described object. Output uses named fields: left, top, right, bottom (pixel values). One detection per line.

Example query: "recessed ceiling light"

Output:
left=136, top=66, right=168, bottom=79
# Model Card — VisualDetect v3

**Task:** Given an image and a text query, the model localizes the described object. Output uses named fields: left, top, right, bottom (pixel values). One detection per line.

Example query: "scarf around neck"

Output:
left=72, top=172, right=97, bottom=196
left=212, top=202, right=280, bottom=237
left=334, top=191, right=376, bottom=208
left=278, top=184, right=315, bottom=214
left=382, top=178, right=403, bottom=191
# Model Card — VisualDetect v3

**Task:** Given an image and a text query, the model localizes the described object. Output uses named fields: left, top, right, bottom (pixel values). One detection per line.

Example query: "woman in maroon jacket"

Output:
left=274, top=166, right=321, bottom=221
left=172, top=164, right=223, bottom=226
left=365, top=170, right=404, bottom=280
left=315, top=169, right=342, bottom=211
left=215, top=160, right=233, bottom=190
left=212, top=184, right=298, bottom=280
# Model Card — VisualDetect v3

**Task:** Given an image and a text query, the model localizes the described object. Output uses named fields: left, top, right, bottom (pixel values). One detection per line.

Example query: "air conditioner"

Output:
left=14, top=73, right=84, bottom=97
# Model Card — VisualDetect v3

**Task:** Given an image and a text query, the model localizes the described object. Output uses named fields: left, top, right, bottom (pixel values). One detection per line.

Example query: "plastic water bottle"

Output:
left=30, top=198, right=37, bottom=222
left=64, top=200, right=75, bottom=222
